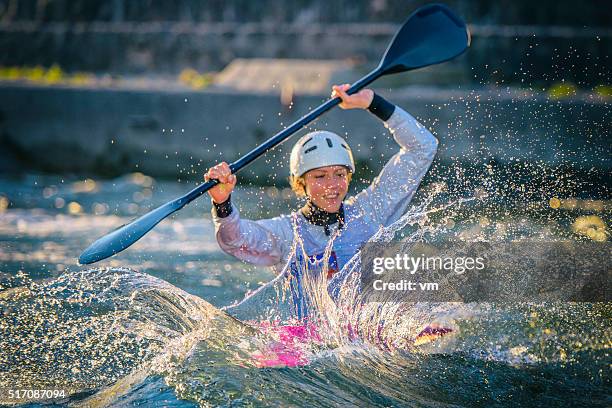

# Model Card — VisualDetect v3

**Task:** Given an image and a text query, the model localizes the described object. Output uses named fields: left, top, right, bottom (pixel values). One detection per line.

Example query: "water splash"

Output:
left=0, top=267, right=261, bottom=405
left=226, top=186, right=610, bottom=370
left=0, top=171, right=609, bottom=406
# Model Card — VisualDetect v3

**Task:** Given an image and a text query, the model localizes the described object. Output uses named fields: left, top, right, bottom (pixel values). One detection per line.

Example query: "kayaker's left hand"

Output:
left=331, top=84, right=374, bottom=110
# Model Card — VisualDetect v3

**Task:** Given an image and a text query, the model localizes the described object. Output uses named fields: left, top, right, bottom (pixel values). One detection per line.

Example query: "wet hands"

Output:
left=204, top=161, right=237, bottom=204
left=331, top=84, right=374, bottom=110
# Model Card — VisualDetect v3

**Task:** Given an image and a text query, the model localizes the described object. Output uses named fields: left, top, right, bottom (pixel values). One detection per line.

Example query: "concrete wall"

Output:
left=1, top=21, right=609, bottom=88
left=1, top=84, right=609, bottom=182
left=4, top=0, right=610, bottom=26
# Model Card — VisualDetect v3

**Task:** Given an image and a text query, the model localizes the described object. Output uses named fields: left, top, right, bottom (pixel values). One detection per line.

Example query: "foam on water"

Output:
left=0, top=268, right=266, bottom=405
left=0, top=147, right=610, bottom=406
left=0, top=188, right=609, bottom=406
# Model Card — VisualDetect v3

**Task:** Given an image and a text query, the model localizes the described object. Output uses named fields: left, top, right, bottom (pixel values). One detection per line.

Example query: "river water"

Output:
left=0, top=171, right=609, bottom=407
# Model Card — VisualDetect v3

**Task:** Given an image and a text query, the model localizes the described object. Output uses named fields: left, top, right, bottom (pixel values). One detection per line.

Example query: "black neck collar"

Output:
left=300, top=200, right=345, bottom=236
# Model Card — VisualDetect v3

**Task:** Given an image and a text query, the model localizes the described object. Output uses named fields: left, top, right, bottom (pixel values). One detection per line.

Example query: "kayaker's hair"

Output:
left=289, top=172, right=352, bottom=197
left=289, top=175, right=307, bottom=197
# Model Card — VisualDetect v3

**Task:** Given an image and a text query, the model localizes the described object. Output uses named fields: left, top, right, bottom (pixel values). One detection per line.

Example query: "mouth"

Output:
left=323, top=193, right=340, bottom=200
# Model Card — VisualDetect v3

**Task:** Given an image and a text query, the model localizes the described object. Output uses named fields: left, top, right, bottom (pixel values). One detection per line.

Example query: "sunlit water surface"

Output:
left=0, top=173, right=609, bottom=407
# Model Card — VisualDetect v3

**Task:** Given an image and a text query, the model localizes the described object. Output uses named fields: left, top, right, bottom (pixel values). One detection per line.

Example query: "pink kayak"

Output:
left=248, top=321, right=453, bottom=368
left=249, top=322, right=322, bottom=368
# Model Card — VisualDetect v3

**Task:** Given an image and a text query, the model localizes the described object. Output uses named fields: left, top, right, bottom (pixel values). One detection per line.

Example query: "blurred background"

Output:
left=1, top=4, right=610, bottom=406
left=0, top=0, right=610, bottom=178
left=0, top=0, right=609, bottom=302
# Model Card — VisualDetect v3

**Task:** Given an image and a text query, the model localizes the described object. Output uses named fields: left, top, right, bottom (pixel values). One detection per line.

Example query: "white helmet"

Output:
left=290, top=131, right=355, bottom=177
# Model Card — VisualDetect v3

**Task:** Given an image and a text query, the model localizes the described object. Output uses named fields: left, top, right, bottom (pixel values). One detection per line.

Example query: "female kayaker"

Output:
left=205, top=84, right=438, bottom=320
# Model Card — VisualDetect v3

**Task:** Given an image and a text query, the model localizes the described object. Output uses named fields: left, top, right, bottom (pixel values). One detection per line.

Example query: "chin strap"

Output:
left=300, top=200, right=345, bottom=236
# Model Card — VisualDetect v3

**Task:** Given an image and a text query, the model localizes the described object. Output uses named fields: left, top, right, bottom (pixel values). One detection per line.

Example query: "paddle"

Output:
left=79, top=3, right=470, bottom=264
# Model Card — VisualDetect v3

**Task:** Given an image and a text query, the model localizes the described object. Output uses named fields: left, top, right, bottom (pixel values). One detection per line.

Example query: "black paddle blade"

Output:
left=78, top=199, right=183, bottom=264
left=379, top=3, right=470, bottom=75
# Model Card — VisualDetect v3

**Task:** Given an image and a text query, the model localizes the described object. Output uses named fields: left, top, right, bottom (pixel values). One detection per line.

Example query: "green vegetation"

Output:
left=547, top=81, right=578, bottom=99
left=594, top=85, right=612, bottom=98
left=0, top=65, right=216, bottom=90
left=178, top=68, right=213, bottom=90
left=544, top=81, right=611, bottom=100
left=0, top=64, right=94, bottom=86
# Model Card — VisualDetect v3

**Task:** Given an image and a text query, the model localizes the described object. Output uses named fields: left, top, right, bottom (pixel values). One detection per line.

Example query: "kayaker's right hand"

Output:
left=205, top=162, right=236, bottom=204
left=331, top=84, right=374, bottom=110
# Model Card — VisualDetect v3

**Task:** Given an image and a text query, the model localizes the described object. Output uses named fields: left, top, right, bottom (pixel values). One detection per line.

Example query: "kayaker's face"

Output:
left=303, top=165, right=350, bottom=213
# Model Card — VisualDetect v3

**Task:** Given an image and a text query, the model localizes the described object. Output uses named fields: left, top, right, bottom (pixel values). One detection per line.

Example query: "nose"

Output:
left=323, top=178, right=342, bottom=191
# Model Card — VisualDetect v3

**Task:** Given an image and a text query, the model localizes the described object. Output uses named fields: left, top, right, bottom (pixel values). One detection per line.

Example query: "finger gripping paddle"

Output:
left=79, top=4, right=470, bottom=264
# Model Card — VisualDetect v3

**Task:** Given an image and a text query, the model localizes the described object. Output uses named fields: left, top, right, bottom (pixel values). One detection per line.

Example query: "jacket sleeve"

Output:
left=350, top=106, right=439, bottom=226
left=211, top=202, right=292, bottom=267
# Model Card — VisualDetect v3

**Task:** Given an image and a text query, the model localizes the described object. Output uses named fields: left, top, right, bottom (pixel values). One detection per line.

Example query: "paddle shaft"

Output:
left=178, top=69, right=382, bottom=208
left=79, top=68, right=383, bottom=264
left=79, top=3, right=470, bottom=264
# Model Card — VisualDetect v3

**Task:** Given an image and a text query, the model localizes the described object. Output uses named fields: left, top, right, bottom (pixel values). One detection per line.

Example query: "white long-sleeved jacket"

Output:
left=212, top=106, right=438, bottom=318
